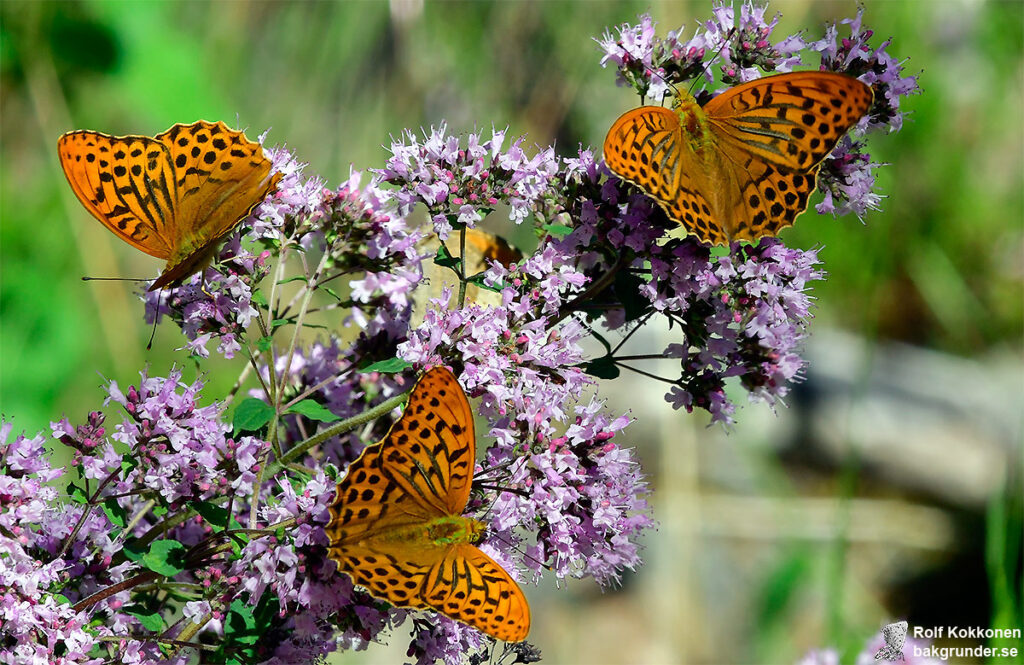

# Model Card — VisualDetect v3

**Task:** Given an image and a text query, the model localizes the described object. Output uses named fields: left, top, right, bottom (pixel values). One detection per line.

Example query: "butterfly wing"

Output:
left=710, top=154, right=818, bottom=242
left=149, top=121, right=282, bottom=288
left=423, top=543, right=530, bottom=642
left=703, top=71, right=873, bottom=172
left=700, top=72, right=873, bottom=241
left=58, top=130, right=178, bottom=260
left=329, top=538, right=529, bottom=642
left=604, top=106, right=725, bottom=245
left=326, top=367, right=475, bottom=543
left=374, top=367, right=476, bottom=516
left=325, top=431, right=437, bottom=547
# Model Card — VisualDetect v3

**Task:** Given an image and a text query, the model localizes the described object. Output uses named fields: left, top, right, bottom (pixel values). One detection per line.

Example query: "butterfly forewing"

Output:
left=324, top=438, right=435, bottom=544
left=604, top=106, right=722, bottom=244
left=380, top=367, right=476, bottom=515
left=704, top=72, right=873, bottom=171
left=58, top=131, right=177, bottom=260
left=154, top=121, right=282, bottom=258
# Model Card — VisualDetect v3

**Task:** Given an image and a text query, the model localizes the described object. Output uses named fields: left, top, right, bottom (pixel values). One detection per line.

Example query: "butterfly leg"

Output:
left=199, top=269, right=214, bottom=299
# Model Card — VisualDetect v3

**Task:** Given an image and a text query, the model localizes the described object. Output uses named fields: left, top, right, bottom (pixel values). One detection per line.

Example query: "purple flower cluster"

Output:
left=379, top=123, right=560, bottom=237
left=1, top=422, right=147, bottom=664
left=489, top=400, right=651, bottom=584
left=0, top=424, right=102, bottom=665
left=560, top=146, right=823, bottom=423
left=809, top=7, right=921, bottom=217
left=704, top=2, right=805, bottom=83
left=1, top=369, right=282, bottom=663
left=597, top=2, right=805, bottom=95
left=100, top=368, right=266, bottom=503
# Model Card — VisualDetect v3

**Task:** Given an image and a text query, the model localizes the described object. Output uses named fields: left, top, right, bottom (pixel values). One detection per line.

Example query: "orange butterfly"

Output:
left=58, top=120, right=282, bottom=291
left=325, top=367, right=530, bottom=642
left=604, top=71, right=873, bottom=245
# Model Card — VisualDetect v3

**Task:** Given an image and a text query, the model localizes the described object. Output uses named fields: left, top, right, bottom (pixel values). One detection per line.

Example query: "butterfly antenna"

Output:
left=687, top=26, right=737, bottom=96
left=639, top=26, right=737, bottom=104
left=81, top=276, right=150, bottom=283
left=146, top=288, right=164, bottom=350
left=488, top=530, right=554, bottom=573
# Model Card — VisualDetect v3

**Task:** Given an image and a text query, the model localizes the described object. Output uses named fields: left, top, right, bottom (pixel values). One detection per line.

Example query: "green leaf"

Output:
left=589, top=328, right=614, bottom=355
left=141, top=540, right=186, bottom=577
left=271, top=318, right=290, bottom=331
left=614, top=269, right=649, bottom=322
left=275, top=275, right=308, bottom=285
left=255, top=335, right=273, bottom=353
left=434, top=244, right=461, bottom=270
left=250, top=290, right=268, bottom=308
left=126, top=609, right=165, bottom=632
left=233, top=398, right=275, bottom=435
left=466, top=272, right=504, bottom=293
left=358, top=357, right=414, bottom=374
left=543, top=223, right=574, bottom=238
left=193, top=501, right=243, bottom=531
left=68, top=483, right=88, bottom=504
left=225, top=599, right=259, bottom=644
left=101, top=498, right=127, bottom=527
left=584, top=355, right=620, bottom=379
left=285, top=399, right=341, bottom=423
left=123, top=541, right=146, bottom=563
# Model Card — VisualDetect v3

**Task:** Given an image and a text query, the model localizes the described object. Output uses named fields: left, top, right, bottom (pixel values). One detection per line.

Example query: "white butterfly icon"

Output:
left=874, top=620, right=908, bottom=662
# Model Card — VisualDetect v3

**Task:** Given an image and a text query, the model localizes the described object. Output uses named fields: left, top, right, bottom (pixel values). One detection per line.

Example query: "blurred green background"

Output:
left=1, top=1, right=1020, bottom=664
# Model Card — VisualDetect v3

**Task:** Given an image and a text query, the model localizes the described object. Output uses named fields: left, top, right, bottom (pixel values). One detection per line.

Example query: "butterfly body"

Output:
left=604, top=71, right=873, bottom=245
left=326, top=368, right=530, bottom=642
left=368, top=514, right=487, bottom=548
left=58, top=120, right=282, bottom=291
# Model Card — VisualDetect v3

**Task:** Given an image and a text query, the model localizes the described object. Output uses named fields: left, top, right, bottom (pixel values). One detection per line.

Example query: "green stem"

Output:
left=457, top=226, right=468, bottom=308
left=550, top=254, right=628, bottom=326
left=268, top=391, right=410, bottom=475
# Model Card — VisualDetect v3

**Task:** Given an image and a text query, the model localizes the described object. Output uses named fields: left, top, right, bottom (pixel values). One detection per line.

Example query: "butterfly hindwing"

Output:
left=703, top=71, right=873, bottom=172
left=329, top=536, right=440, bottom=611
left=58, top=131, right=177, bottom=260
left=424, top=543, right=531, bottom=643
left=725, top=158, right=817, bottom=242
